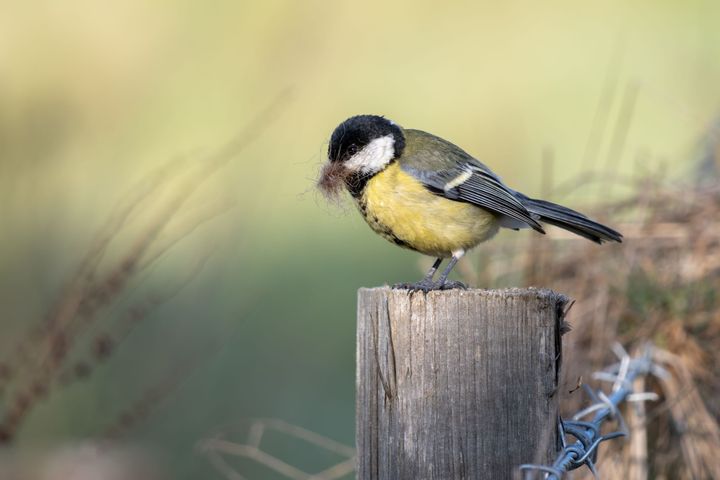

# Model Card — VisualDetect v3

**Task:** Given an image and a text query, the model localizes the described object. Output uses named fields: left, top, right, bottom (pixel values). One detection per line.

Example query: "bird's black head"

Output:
left=327, top=115, right=405, bottom=170
left=318, top=115, right=405, bottom=200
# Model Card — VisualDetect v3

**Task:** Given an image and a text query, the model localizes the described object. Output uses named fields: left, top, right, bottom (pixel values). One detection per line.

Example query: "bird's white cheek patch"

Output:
left=345, top=135, right=396, bottom=173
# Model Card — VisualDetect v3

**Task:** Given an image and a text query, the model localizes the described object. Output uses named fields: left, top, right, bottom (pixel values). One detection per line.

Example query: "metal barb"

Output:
left=519, top=344, right=658, bottom=479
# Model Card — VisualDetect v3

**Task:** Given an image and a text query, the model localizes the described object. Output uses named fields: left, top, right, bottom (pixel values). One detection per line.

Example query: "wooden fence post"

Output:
left=356, top=287, right=567, bottom=479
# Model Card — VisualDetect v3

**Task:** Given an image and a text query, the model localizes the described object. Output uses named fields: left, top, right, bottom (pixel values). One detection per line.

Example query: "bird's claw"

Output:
left=439, top=280, right=467, bottom=290
left=392, top=279, right=437, bottom=292
left=392, top=279, right=467, bottom=292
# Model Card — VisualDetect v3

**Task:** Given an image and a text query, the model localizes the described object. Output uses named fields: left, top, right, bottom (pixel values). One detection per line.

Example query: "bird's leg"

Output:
left=393, top=258, right=443, bottom=292
left=423, top=258, right=443, bottom=281
left=394, top=254, right=468, bottom=292
left=437, top=249, right=467, bottom=290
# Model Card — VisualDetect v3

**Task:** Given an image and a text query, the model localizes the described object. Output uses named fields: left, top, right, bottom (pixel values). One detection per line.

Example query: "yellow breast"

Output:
left=358, top=162, right=499, bottom=257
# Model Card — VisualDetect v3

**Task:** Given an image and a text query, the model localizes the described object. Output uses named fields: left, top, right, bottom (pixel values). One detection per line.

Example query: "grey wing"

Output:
left=406, top=164, right=545, bottom=232
left=398, top=134, right=544, bottom=232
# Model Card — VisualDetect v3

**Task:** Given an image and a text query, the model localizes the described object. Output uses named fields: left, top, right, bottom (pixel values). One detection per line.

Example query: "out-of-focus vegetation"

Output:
left=1, top=1, right=719, bottom=478
left=473, top=170, right=720, bottom=478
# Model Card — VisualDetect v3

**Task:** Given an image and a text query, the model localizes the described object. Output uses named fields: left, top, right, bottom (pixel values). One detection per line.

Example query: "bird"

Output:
left=317, top=114, right=622, bottom=291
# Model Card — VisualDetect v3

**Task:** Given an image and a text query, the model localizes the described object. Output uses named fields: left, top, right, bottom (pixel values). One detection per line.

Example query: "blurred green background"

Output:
left=1, top=0, right=719, bottom=478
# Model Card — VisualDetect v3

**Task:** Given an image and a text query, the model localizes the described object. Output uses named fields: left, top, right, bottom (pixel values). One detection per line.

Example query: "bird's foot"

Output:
left=392, top=279, right=438, bottom=292
left=439, top=280, right=467, bottom=290
left=392, top=279, right=467, bottom=292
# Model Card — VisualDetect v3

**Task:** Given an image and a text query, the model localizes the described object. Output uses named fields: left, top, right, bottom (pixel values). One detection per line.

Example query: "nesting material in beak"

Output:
left=316, top=161, right=350, bottom=202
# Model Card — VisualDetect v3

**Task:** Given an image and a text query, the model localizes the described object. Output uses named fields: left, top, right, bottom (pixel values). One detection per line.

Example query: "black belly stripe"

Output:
left=391, top=235, right=410, bottom=248
left=345, top=172, right=373, bottom=198
left=355, top=199, right=414, bottom=251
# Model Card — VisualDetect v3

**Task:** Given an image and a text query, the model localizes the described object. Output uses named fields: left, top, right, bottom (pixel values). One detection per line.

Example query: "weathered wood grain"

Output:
left=356, top=287, right=567, bottom=480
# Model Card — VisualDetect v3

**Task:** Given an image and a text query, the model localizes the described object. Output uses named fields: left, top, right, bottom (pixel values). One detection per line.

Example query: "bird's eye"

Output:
left=346, top=144, right=359, bottom=156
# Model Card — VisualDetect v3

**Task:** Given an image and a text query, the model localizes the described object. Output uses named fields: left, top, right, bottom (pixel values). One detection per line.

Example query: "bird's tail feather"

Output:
left=520, top=196, right=622, bottom=244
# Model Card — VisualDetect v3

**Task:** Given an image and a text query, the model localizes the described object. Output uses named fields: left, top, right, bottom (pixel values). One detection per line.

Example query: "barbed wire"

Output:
left=520, top=343, right=667, bottom=479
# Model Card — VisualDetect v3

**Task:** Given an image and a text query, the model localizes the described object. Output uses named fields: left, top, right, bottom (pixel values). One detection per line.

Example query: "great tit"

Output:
left=318, top=114, right=622, bottom=291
